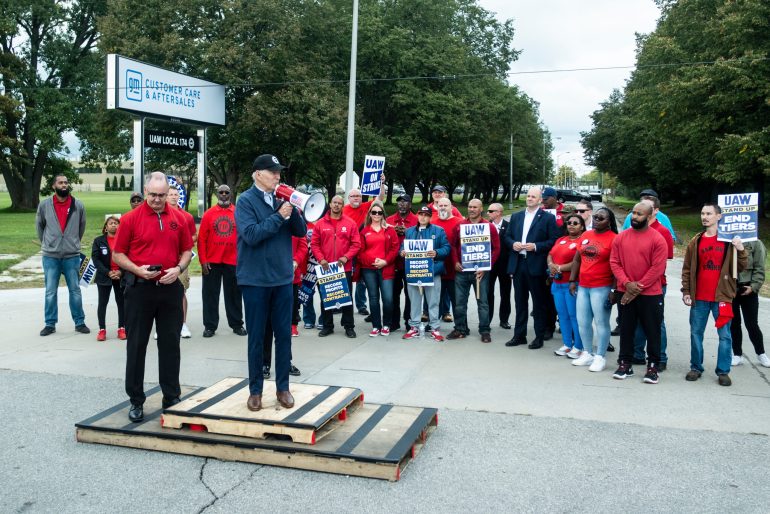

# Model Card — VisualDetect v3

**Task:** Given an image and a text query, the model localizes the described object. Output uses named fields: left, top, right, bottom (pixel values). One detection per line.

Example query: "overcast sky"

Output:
left=478, top=0, right=661, bottom=176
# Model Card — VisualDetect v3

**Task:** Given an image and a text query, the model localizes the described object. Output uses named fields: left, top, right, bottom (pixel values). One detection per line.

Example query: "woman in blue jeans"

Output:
left=358, top=201, right=400, bottom=337
left=569, top=207, right=618, bottom=372
left=547, top=213, right=585, bottom=359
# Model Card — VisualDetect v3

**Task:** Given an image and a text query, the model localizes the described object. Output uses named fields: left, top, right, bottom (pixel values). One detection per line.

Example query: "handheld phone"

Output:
left=148, top=265, right=163, bottom=272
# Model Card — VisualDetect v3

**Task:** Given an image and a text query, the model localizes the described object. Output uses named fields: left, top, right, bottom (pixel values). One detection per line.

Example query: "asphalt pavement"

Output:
left=1, top=257, right=769, bottom=513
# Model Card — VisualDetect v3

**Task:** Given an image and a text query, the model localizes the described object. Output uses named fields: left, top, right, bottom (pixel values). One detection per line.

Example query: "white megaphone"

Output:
left=275, top=184, right=327, bottom=222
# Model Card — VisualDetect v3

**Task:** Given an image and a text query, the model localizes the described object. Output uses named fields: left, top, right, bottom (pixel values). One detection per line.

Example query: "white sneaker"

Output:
left=554, top=345, right=571, bottom=356
left=589, top=355, right=606, bottom=372
left=731, top=355, right=743, bottom=366
left=566, top=347, right=582, bottom=359
left=572, top=351, right=594, bottom=366
left=757, top=353, right=770, bottom=368
left=181, top=323, right=192, bottom=338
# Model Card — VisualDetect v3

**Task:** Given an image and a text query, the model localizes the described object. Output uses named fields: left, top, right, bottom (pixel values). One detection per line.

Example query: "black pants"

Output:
left=544, top=282, right=557, bottom=332
left=124, top=280, right=183, bottom=406
left=262, top=315, right=295, bottom=367
left=731, top=290, right=764, bottom=356
left=513, top=263, right=548, bottom=339
left=201, top=263, right=243, bottom=331
left=390, top=267, right=410, bottom=329
left=487, top=262, right=511, bottom=324
left=320, top=272, right=355, bottom=330
left=618, top=294, right=663, bottom=365
left=97, top=279, right=125, bottom=329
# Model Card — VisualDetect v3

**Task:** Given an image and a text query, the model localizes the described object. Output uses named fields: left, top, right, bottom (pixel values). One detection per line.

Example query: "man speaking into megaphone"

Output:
left=235, top=154, right=307, bottom=413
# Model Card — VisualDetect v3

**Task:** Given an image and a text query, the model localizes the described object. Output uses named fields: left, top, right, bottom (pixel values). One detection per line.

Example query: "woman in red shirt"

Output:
left=547, top=213, right=586, bottom=359
left=358, top=201, right=399, bottom=336
left=91, top=216, right=125, bottom=342
left=569, top=207, right=619, bottom=372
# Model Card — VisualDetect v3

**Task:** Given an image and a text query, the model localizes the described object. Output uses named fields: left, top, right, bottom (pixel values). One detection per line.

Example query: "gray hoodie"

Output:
left=36, top=195, right=86, bottom=258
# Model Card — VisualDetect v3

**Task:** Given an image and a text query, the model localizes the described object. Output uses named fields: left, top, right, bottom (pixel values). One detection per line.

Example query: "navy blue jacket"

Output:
left=504, top=209, right=559, bottom=276
left=235, top=185, right=307, bottom=287
left=402, top=223, right=451, bottom=276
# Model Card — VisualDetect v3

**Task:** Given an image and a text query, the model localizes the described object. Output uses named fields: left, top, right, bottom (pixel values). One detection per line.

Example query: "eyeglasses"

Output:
left=146, top=192, right=167, bottom=199
left=575, top=209, right=588, bottom=213
left=487, top=210, right=500, bottom=213
left=566, top=221, right=582, bottom=226
left=370, top=211, right=384, bottom=216
left=217, top=191, right=231, bottom=195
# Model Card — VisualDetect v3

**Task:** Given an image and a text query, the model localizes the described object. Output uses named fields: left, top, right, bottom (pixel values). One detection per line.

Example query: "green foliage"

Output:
left=111, top=176, right=118, bottom=191
left=582, top=0, right=770, bottom=212
left=104, top=178, right=111, bottom=191
left=119, top=175, right=126, bottom=191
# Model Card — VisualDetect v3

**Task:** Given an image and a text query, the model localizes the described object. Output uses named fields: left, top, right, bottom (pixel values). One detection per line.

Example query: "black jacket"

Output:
left=91, top=234, right=117, bottom=286
left=504, top=209, right=559, bottom=276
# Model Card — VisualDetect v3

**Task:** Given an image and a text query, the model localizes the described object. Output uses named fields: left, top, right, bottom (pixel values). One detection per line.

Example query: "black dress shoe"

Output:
left=319, top=328, right=334, bottom=337
left=202, top=329, right=215, bottom=338
left=528, top=338, right=544, bottom=349
left=40, top=326, right=55, bottom=336
left=658, top=362, right=667, bottom=371
left=75, top=324, right=91, bottom=334
left=607, top=343, right=616, bottom=352
left=262, top=365, right=271, bottom=379
left=233, top=326, right=247, bottom=336
left=505, top=336, right=527, bottom=347
left=500, top=322, right=511, bottom=329
left=543, top=331, right=554, bottom=341
left=162, top=396, right=181, bottom=409
left=364, top=315, right=372, bottom=323
left=610, top=325, right=620, bottom=336
left=345, top=328, right=356, bottom=338
left=358, top=308, right=370, bottom=316
left=128, top=404, right=144, bottom=422
left=289, top=364, right=301, bottom=376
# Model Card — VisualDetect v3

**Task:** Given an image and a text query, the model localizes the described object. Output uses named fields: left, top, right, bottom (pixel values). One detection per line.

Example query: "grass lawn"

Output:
left=0, top=191, right=522, bottom=289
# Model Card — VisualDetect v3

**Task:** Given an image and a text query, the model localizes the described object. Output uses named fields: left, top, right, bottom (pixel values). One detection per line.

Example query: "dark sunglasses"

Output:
left=566, top=221, right=582, bottom=226
left=217, top=191, right=231, bottom=195
left=575, top=209, right=588, bottom=213
left=593, top=214, right=607, bottom=220
left=370, top=210, right=384, bottom=215
left=487, top=209, right=500, bottom=213
left=130, top=197, right=142, bottom=203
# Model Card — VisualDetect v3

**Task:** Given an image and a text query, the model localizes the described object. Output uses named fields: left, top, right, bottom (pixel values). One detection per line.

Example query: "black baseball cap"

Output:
left=432, top=185, right=447, bottom=193
left=252, top=154, right=286, bottom=172
left=396, top=194, right=411, bottom=202
left=417, top=205, right=432, bottom=214
left=639, top=188, right=658, bottom=198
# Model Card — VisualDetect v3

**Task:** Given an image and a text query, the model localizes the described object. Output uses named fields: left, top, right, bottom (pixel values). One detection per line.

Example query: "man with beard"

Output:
left=386, top=195, right=418, bottom=331
left=36, top=174, right=89, bottom=336
left=609, top=202, right=668, bottom=384
left=431, top=197, right=463, bottom=322
left=198, top=184, right=247, bottom=338
left=427, top=185, right=462, bottom=218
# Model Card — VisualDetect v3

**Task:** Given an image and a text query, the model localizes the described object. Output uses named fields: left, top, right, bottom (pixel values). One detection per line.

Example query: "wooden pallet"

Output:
left=159, top=377, right=364, bottom=444
left=75, top=385, right=438, bottom=481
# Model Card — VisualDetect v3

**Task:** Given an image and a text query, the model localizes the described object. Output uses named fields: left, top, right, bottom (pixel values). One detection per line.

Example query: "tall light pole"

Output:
left=344, top=0, right=359, bottom=194
left=509, top=133, right=513, bottom=210
left=555, top=151, right=570, bottom=187
left=543, top=135, right=561, bottom=186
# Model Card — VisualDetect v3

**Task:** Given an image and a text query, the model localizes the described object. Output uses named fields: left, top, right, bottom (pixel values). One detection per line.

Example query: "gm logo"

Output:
left=126, top=69, right=142, bottom=102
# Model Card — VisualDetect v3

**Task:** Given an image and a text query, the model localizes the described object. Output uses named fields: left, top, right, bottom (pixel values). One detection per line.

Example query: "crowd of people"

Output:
left=35, top=163, right=768, bottom=419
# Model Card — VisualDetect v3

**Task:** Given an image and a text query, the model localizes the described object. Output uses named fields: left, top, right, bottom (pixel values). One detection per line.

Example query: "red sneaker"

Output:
left=291, top=325, right=299, bottom=337
left=117, top=327, right=126, bottom=340
left=97, top=329, right=107, bottom=342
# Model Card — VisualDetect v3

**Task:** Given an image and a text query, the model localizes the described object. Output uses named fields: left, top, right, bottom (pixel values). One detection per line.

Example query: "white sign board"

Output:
left=106, top=54, right=225, bottom=126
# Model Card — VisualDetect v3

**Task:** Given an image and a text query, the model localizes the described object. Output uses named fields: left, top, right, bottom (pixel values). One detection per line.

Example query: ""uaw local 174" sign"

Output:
left=144, top=129, right=200, bottom=152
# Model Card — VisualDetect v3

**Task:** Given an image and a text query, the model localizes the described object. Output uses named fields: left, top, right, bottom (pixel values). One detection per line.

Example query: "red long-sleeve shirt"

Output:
left=610, top=227, right=668, bottom=296
left=197, top=204, right=237, bottom=265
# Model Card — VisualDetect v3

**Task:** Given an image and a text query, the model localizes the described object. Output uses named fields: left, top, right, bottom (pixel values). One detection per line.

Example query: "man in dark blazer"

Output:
left=503, top=187, right=560, bottom=349
left=486, top=203, right=511, bottom=329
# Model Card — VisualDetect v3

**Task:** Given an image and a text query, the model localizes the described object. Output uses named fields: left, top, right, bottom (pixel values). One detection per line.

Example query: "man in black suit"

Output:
left=486, top=203, right=511, bottom=329
left=503, top=187, right=560, bottom=349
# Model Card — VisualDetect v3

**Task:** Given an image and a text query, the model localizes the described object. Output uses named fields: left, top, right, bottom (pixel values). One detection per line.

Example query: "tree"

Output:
left=111, top=176, right=118, bottom=191
left=0, top=0, right=105, bottom=210
left=119, top=174, right=126, bottom=191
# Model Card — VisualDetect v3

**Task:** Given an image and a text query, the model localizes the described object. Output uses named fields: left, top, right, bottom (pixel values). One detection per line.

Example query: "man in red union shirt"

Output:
left=681, top=202, right=747, bottom=387
left=198, top=185, right=246, bottom=338
left=609, top=202, right=668, bottom=384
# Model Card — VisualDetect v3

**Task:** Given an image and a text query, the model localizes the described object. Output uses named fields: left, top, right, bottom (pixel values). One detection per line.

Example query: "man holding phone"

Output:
left=112, top=172, right=194, bottom=422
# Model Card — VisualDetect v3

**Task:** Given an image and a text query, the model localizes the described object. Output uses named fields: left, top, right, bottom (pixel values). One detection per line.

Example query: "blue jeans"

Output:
left=361, top=269, right=393, bottom=330
left=634, top=285, right=667, bottom=362
left=690, top=300, right=732, bottom=375
left=355, top=278, right=368, bottom=311
left=576, top=285, right=612, bottom=356
left=408, top=280, right=442, bottom=330
left=551, top=281, right=582, bottom=350
left=453, top=272, right=490, bottom=335
left=43, top=255, right=85, bottom=327
left=302, top=291, right=316, bottom=326
left=440, top=278, right=454, bottom=317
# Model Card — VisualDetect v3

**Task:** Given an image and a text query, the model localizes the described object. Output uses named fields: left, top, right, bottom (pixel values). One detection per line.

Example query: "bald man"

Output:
left=503, top=187, right=559, bottom=349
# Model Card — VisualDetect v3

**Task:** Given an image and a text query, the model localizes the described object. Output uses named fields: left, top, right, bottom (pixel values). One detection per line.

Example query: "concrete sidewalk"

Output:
left=1, top=258, right=769, bottom=512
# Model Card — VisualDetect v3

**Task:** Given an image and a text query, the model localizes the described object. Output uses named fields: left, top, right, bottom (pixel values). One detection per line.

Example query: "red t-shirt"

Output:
left=386, top=212, right=418, bottom=270
left=342, top=200, right=373, bottom=228
left=113, top=202, right=194, bottom=277
left=432, top=216, right=462, bottom=279
left=359, top=227, right=389, bottom=268
left=549, top=235, right=580, bottom=283
left=177, top=207, right=197, bottom=240
left=197, top=204, right=237, bottom=266
left=695, top=234, right=724, bottom=302
left=53, top=196, right=72, bottom=232
left=576, top=230, right=617, bottom=288
left=106, top=235, right=119, bottom=271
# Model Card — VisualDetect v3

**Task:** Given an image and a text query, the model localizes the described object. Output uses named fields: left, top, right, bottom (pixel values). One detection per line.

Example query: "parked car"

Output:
left=554, top=188, right=591, bottom=203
